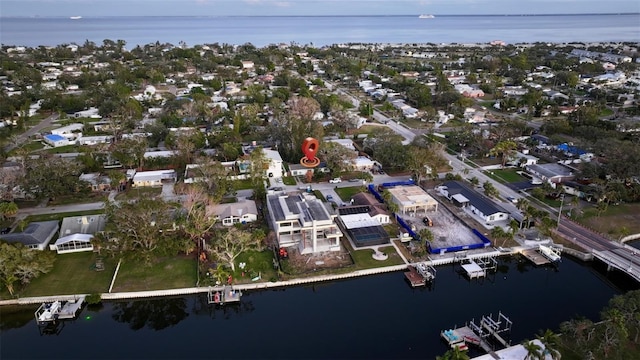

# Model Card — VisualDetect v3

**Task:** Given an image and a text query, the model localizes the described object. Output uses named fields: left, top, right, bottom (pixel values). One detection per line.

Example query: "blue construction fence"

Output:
left=368, top=181, right=492, bottom=254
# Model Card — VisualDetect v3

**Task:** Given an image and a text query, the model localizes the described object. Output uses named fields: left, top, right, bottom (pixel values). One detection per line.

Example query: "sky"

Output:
left=1, top=0, right=639, bottom=17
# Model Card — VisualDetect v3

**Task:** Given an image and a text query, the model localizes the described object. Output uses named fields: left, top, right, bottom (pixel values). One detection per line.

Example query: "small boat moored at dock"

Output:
left=34, top=296, right=86, bottom=326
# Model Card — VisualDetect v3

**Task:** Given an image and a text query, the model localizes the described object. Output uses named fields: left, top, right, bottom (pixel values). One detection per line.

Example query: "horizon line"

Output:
left=2, top=12, right=640, bottom=18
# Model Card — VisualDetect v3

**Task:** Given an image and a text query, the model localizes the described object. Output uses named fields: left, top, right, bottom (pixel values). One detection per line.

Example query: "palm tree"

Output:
left=436, top=347, right=470, bottom=360
left=522, top=339, right=543, bottom=360
left=0, top=201, right=19, bottom=221
left=537, top=329, right=561, bottom=360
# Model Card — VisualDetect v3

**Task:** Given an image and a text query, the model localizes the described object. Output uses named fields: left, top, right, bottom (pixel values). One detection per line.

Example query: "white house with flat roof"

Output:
left=131, top=169, right=177, bottom=187
left=266, top=192, right=342, bottom=254
left=387, top=185, right=439, bottom=214
left=52, top=123, right=84, bottom=135
left=263, top=149, right=284, bottom=178
left=44, top=134, right=71, bottom=147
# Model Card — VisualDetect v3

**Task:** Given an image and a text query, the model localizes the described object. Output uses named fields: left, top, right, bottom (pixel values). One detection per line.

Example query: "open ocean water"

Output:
left=1, top=14, right=639, bottom=48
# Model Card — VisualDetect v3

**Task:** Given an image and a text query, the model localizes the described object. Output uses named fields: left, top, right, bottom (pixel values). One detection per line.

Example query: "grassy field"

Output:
left=488, top=168, right=526, bottom=183
left=574, top=203, right=640, bottom=238
left=334, top=186, right=363, bottom=201
left=312, top=190, right=326, bottom=202
left=111, top=256, right=197, bottom=292
left=11, top=252, right=117, bottom=298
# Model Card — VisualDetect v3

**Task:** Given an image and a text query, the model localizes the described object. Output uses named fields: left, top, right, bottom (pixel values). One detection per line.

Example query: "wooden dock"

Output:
left=521, top=248, right=551, bottom=265
left=404, top=265, right=425, bottom=287
left=404, top=263, right=436, bottom=287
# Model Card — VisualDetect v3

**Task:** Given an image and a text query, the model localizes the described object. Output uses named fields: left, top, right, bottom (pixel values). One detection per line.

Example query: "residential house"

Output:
left=72, top=107, right=101, bottom=119
left=131, top=169, right=177, bottom=187
left=338, top=204, right=390, bottom=225
left=43, top=134, right=71, bottom=147
left=336, top=212, right=390, bottom=248
left=525, top=163, right=575, bottom=185
left=77, top=135, right=113, bottom=146
left=386, top=185, right=439, bottom=214
left=52, top=123, right=84, bottom=137
left=212, top=200, right=258, bottom=226
left=266, top=192, right=342, bottom=254
left=0, top=220, right=60, bottom=250
left=350, top=192, right=391, bottom=224
left=437, top=181, right=510, bottom=225
left=79, top=173, right=112, bottom=192
left=50, top=214, right=107, bottom=254
left=263, top=149, right=284, bottom=178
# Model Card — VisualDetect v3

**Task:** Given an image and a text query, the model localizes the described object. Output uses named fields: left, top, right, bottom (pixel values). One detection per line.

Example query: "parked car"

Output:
left=423, top=217, right=433, bottom=226
left=326, top=195, right=334, bottom=201
left=0, top=227, right=11, bottom=234
left=506, top=196, right=518, bottom=204
left=329, top=178, right=342, bottom=184
left=348, top=178, right=361, bottom=182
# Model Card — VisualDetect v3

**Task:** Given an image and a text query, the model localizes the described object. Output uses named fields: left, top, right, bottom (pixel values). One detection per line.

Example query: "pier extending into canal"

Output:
left=444, top=312, right=513, bottom=358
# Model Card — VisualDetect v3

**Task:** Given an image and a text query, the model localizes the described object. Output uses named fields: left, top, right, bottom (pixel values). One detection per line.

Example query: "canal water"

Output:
left=1, top=256, right=638, bottom=359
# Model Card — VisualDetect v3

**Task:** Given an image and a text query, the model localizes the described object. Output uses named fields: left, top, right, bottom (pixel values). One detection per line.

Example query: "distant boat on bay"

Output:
left=418, top=14, right=435, bottom=19
left=70, top=16, right=82, bottom=20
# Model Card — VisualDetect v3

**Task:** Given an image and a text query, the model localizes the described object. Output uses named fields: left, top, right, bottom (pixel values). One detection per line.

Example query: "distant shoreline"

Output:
left=2, top=13, right=639, bottom=19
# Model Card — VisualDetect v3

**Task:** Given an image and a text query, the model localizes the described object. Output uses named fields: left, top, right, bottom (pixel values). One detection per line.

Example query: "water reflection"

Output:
left=190, top=294, right=256, bottom=320
left=111, top=297, right=188, bottom=331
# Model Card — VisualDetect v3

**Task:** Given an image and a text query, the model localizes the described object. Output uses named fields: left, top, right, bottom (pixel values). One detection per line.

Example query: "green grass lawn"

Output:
left=347, top=244, right=405, bottom=269
left=233, top=178, right=254, bottom=190
left=48, top=193, right=108, bottom=206
left=334, top=186, right=363, bottom=201
left=111, top=256, right=197, bottom=292
left=11, top=252, right=117, bottom=298
left=488, top=168, right=526, bottom=183
left=600, top=108, right=614, bottom=117
left=40, top=144, right=81, bottom=154
left=230, top=250, right=278, bottom=283
left=282, top=176, right=296, bottom=186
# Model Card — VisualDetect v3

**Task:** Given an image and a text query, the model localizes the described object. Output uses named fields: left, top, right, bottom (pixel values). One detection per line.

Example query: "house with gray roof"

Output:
left=266, top=192, right=342, bottom=254
left=0, top=220, right=60, bottom=250
left=437, top=181, right=510, bottom=225
left=525, top=163, right=574, bottom=185
left=211, top=200, right=258, bottom=226
left=49, top=214, right=107, bottom=254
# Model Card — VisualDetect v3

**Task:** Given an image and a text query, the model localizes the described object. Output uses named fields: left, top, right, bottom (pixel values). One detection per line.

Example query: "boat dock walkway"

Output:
left=207, top=285, right=241, bottom=305
left=521, top=248, right=551, bottom=265
left=443, top=312, right=513, bottom=359
left=57, top=297, right=85, bottom=319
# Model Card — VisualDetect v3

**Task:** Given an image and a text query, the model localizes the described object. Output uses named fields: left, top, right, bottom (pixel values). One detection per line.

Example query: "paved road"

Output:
left=4, top=113, right=59, bottom=153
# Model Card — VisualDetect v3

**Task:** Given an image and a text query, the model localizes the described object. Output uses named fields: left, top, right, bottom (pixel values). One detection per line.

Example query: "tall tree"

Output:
left=0, top=242, right=55, bottom=296
left=321, top=141, right=357, bottom=176
left=206, top=227, right=262, bottom=272
left=489, top=140, right=518, bottom=167
left=270, top=96, right=323, bottom=163
left=105, top=198, right=174, bottom=263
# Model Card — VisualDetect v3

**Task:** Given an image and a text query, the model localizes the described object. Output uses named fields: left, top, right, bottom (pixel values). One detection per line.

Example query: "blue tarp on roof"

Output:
left=44, top=134, right=66, bottom=142
left=557, top=143, right=586, bottom=156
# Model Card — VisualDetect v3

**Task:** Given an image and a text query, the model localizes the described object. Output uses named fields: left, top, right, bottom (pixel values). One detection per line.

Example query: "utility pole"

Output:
left=557, top=194, right=565, bottom=227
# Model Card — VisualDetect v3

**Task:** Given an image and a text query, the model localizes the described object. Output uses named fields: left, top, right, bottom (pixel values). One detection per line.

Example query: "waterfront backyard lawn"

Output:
left=112, top=257, right=196, bottom=292
left=343, top=240, right=404, bottom=269
left=12, top=252, right=116, bottom=298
